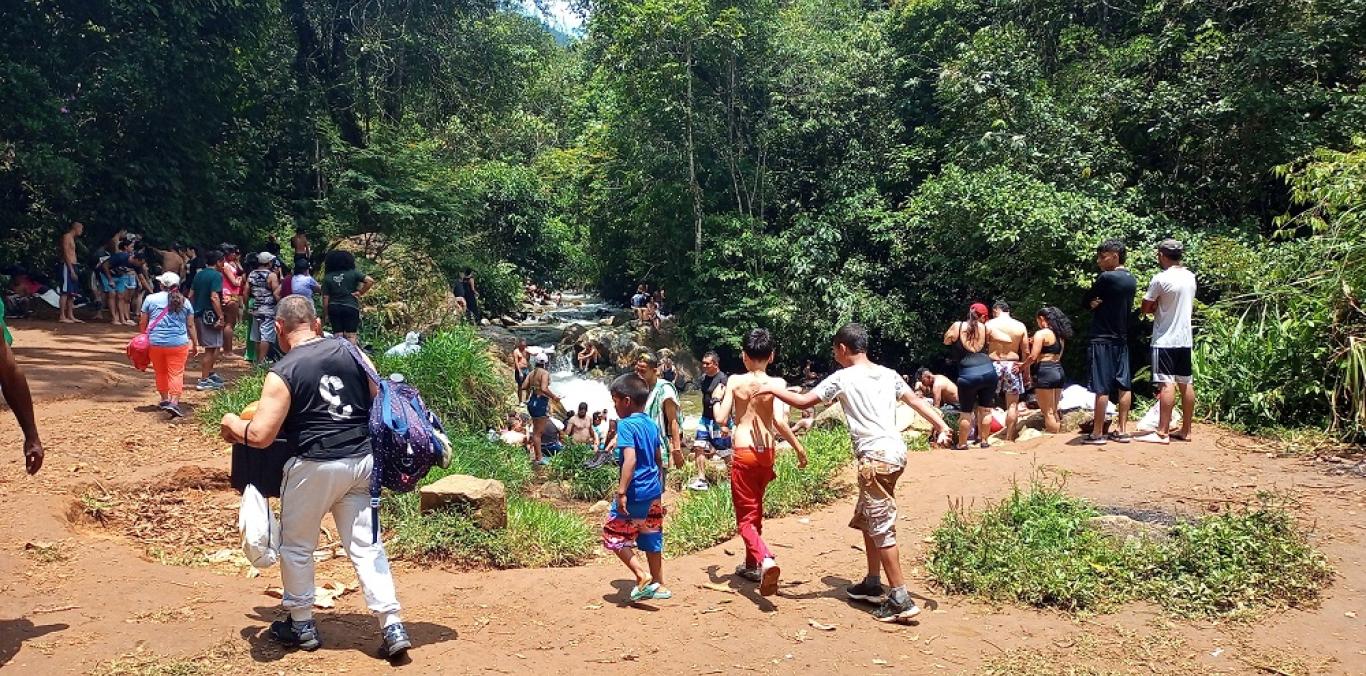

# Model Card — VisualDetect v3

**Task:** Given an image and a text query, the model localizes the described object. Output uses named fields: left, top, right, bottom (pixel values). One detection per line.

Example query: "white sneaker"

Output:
left=759, top=557, right=781, bottom=596
left=686, top=477, right=710, bottom=491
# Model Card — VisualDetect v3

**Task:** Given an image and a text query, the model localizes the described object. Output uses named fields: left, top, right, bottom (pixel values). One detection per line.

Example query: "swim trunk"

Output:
left=1034, top=361, right=1065, bottom=389
left=196, top=315, right=223, bottom=349
left=56, top=264, right=79, bottom=296
left=116, top=274, right=138, bottom=293
left=602, top=498, right=665, bottom=553
left=1152, top=347, right=1193, bottom=385
left=994, top=360, right=1025, bottom=396
left=1088, top=341, right=1132, bottom=400
left=254, top=314, right=277, bottom=343
left=692, top=416, right=732, bottom=455
left=327, top=303, right=361, bottom=333
left=849, top=458, right=903, bottom=549
left=514, top=367, right=528, bottom=388
left=97, top=272, right=115, bottom=293
left=542, top=440, right=563, bottom=457
left=527, top=394, right=549, bottom=419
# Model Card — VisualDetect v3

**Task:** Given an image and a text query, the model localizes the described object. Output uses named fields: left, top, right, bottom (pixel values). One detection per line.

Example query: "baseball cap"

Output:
left=970, top=302, right=989, bottom=319
left=156, top=271, right=181, bottom=288
left=258, top=251, right=276, bottom=265
left=1157, top=238, right=1184, bottom=257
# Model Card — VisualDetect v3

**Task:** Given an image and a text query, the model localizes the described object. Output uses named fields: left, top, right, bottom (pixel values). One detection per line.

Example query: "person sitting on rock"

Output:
left=576, top=341, right=600, bottom=372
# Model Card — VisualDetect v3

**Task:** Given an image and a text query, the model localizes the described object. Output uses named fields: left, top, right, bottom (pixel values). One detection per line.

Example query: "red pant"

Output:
left=730, top=448, right=776, bottom=566
left=148, top=343, right=190, bottom=397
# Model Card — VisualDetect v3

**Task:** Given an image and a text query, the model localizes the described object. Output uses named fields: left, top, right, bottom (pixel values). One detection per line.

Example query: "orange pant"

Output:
left=148, top=344, right=190, bottom=397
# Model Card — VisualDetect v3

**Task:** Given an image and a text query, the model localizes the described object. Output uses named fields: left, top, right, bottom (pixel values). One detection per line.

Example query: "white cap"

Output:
left=258, top=251, right=276, bottom=264
left=156, top=271, right=180, bottom=288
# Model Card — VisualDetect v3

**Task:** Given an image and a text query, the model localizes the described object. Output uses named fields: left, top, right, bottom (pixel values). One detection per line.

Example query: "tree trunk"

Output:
left=685, top=42, right=704, bottom=267
left=283, top=0, right=366, bottom=148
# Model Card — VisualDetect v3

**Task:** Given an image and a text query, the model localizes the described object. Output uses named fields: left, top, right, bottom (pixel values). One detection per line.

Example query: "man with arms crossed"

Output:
left=986, top=301, right=1029, bottom=441
left=1082, top=239, right=1138, bottom=445
left=765, top=323, right=951, bottom=623
left=57, top=221, right=83, bottom=323
left=219, top=296, right=410, bottom=658
left=1137, top=239, right=1197, bottom=444
left=687, top=351, right=729, bottom=491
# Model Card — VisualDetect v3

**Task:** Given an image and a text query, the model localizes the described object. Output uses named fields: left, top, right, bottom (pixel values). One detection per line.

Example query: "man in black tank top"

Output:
left=219, top=295, right=412, bottom=659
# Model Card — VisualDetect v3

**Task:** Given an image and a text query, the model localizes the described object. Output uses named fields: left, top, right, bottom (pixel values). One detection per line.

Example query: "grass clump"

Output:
left=376, top=325, right=510, bottom=433
left=666, top=428, right=853, bottom=557
left=384, top=434, right=595, bottom=567
left=547, top=443, right=617, bottom=500
left=195, top=371, right=264, bottom=435
left=926, top=479, right=1334, bottom=618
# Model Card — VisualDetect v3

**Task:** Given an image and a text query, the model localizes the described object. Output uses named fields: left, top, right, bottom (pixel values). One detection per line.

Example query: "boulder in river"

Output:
left=478, top=325, right=519, bottom=360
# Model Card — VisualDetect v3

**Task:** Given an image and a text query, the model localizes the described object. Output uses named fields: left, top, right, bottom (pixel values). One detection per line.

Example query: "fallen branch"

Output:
left=31, top=604, right=79, bottom=614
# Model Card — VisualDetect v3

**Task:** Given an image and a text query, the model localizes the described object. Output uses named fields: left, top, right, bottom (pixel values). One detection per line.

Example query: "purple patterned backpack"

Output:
left=340, top=338, right=452, bottom=542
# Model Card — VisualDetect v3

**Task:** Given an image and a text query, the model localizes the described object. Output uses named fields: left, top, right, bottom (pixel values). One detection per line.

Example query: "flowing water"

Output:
left=522, top=292, right=621, bottom=418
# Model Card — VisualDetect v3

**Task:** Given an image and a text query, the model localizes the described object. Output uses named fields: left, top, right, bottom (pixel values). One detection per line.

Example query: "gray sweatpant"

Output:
left=280, top=453, right=402, bottom=628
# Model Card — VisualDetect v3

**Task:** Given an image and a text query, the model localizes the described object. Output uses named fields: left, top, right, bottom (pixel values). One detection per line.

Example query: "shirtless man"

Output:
left=290, top=230, right=311, bottom=263
left=986, top=301, right=1029, bottom=441
left=153, top=243, right=187, bottom=280
left=914, top=368, right=958, bottom=409
left=57, top=221, right=83, bottom=323
left=564, top=402, right=598, bottom=447
left=713, top=328, right=807, bottom=595
left=509, top=339, right=530, bottom=401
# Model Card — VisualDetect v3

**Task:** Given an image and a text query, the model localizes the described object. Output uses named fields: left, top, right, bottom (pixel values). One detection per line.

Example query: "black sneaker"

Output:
left=873, top=595, right=922, bottom=623
left=166, top=403, right=185, bottom=418
left=846, top=580, right=886, bottom=603
left=269, top=618, right=321, bottom=651
left=381, top=622, right=412, bottom=658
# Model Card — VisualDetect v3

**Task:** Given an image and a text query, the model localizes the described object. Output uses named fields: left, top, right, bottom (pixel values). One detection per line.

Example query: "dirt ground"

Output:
left=0, top=320, right=1362, bottom=675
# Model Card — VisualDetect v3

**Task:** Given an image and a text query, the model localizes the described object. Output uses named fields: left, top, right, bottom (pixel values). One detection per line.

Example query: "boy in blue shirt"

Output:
left=602, top=373, right=671, bottom=602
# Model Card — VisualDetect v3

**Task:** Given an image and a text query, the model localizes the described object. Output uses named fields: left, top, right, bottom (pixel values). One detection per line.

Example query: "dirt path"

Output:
left=0, top=319, right=1362, bottom=675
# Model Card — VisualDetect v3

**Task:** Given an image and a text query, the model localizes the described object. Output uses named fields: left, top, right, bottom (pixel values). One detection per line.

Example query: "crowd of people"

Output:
left=0, top=232, right=1198, bottom=655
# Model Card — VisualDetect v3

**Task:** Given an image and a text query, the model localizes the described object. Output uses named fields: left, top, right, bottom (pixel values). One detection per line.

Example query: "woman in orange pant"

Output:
left=139, top=272, right=198, bottom=418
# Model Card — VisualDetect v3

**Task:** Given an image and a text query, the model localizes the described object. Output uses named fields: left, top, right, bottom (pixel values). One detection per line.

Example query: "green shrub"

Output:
left=196, top=372, right=265, bottom=436
left=927, top=481, right=1334, bottom=618
left=665, top=428, right=853, bottom=557
left=386, top=494, right=594, bottom=568
left=547, top=443, right=617, bottom=500
left=437, top=434, right=535, bottom=495
left=376, top=325, right=510, bottom=433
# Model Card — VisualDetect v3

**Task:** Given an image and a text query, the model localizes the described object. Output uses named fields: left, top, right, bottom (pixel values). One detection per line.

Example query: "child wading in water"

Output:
left=713, top=328, right=808, bottom=596
left=602, top=373, right=671, bottom=602
left=766, top=323, right=951, bottom=623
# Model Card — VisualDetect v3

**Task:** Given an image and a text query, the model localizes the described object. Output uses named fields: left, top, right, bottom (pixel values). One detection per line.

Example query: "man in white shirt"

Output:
left=1138, top=239, right=1197, bottom=444
left=766, top=323, right=950, bottom=624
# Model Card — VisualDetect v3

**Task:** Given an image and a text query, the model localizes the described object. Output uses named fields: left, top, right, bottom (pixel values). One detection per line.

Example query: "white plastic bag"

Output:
left=238, top=484, right=281, bottom=569
left=1136, top=403, right=1182, bottom=432
left=384, top=331, right=422, bottom=357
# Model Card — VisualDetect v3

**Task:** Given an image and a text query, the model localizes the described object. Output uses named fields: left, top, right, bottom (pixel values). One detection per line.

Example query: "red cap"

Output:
left=970, top=302, right=989, bottom=319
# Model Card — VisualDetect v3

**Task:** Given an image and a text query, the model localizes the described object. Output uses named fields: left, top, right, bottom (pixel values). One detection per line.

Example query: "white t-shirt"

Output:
left=813, top=363, right=907, bottom=467
left=1144, top=266, right=1197, bottom=348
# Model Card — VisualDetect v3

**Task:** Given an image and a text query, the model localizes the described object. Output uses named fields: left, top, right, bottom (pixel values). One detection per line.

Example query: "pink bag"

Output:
left=126, top=307, right=170, bottom=371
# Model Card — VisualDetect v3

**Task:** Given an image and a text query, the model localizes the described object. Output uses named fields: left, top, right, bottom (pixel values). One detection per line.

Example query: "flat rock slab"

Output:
left=420, top=474, right=508, bottom=530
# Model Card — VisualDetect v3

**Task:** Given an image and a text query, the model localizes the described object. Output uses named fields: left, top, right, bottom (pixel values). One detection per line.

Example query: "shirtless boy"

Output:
left=986, top=301, right=1028, bottom=441
left=510, top=340, right=530, bottom=401
left=714, top=329, right=807, bottom=596
left=57, top=222, right=83, bottom=323
left=914, top=368, right=958, bottom=409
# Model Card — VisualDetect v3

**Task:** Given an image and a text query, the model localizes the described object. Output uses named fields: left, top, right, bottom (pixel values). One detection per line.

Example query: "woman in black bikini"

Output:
left=944, top=303, right=997, bottom=449
left=1028, top=306, right=1074, bottom=434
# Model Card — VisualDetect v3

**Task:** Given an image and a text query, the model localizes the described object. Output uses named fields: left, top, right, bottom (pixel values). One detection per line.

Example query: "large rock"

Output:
left=478, top=325, right=519, bottom=360
left=420, top=475, right=508, bottom=530
left=895, top=403, right=933, bottom=432
left=507, top=324, right=565, bottom=347
left=561, top=323, right=588, bottom=346
left=813, top=404, right=847, bottom=429
left=1060, top=408, right=1093, bottom=433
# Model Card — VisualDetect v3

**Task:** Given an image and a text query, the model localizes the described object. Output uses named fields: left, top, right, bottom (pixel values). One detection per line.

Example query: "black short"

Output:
left=1035, top=362, right=1065, bottom=390
left=1088, top=341, right=1132, bottom=399
left=327, top=303, right=362, bottom=333
left=957, top=366, right=998, bottom=410
left=1152, top=347, right=1193, bottom=384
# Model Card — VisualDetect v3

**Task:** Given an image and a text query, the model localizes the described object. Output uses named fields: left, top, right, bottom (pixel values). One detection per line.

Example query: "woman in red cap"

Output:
left=942, top=302, right=997, bottom=449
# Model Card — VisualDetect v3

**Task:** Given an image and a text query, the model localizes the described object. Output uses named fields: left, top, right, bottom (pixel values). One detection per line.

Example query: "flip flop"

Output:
left=1169, top=432, right=1192, bottom=442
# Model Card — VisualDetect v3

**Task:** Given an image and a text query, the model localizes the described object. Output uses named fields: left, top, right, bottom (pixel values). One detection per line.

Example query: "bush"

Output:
left=926, top=480, right=1334, bottom=618
left=547, top=443, right=617, bottom=500
left=376, top=325, right=511, bottom=434
left=665, top=428, right=853, bottom=557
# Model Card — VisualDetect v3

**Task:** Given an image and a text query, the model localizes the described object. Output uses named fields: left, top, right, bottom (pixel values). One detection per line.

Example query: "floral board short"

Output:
left=602, top=498, right=666, bottom=553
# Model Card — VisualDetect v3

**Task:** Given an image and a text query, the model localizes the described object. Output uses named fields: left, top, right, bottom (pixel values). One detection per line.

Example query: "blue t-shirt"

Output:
left=615, top=413, right=663, bottom=502
left=288, top=274, right=321, bottom=299
left=141, top=292, right=193, bottom=347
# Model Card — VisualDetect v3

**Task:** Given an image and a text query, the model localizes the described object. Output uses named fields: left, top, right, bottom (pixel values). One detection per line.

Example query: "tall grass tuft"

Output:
left=927, top=479, right=1334, bottom=618
left=665, top=428, right=853, bottom=557
left=377, top=325, right=510, bottom=433
left=547, top=443, right=618, bottom=500
left=195, top=372, right=265, bottom=436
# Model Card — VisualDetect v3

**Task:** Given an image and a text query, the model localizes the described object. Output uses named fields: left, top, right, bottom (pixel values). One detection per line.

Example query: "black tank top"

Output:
left=271, top=339, right=373, bottom=460
left=1041, top=337, right=1064, bottom=355
left=954, top=322, right=992, bottom=369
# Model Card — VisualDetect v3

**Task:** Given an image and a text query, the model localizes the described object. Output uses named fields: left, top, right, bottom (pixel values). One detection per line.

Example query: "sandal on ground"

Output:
left=953, top=444, right=969, bottom=451
left=1107, top=432, right=1132, bottom=443
left=1169, top=432, right=1192, bottom=442
left=1081, top=434, right=1108, bottom=446
left=978, top=441, right=990, bottom=449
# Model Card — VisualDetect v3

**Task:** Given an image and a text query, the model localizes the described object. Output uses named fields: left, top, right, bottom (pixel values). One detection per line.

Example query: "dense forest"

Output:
left=2, top=0, right=1364, bottom=437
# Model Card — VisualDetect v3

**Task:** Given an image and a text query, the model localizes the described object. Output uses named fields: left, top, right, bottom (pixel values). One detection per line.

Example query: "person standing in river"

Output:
left=521, top=353, right=562, bottom=466
left=510, top=339, right=531, bottom=401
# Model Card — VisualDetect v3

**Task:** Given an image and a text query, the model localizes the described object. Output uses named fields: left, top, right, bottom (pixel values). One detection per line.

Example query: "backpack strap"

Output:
left=335, top=337, right=386, bottom=543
